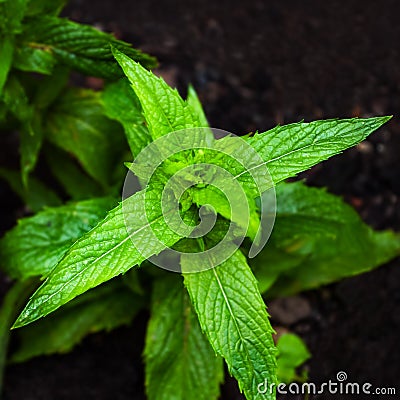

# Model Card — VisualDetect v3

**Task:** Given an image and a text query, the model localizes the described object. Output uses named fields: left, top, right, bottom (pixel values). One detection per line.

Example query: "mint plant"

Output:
left=0, top=0, right=156, bottom=198
left=0, top=15, right=399, bottom=400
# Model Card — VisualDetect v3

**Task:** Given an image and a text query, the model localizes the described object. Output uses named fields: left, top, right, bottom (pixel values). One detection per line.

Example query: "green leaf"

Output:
left=0, top=168, right=61, bottom=212
left=0, top=279, right=36, bottom=395
left=254, top=182, right=400, bottom=296
left=113, top=49, right=201, bottom=139
left=25, top=0, right=67, bottom=17
left=18, top=69, right=69, bottom=183
left=186, top=85, right=209, bottom=127
left=10, top=281, right=142, bottom=363
left=13, top=44, right=56, bottom=74
left=102, top=78, right=150, bottom=158
left=246, top=117, right=391, bottom=185
left=13, top=186, right=193, bottom=328
left=190, top=184, right=260, bottom=241
left=276, top=333, right=311, bottom=384
left=33, top=66, right=69, bottom=110
left=19, top=114, right=43, bottom=186
left=45, top=88, right=125, bottom=186
left=45, top=146, right=103, bottom=200
left=183, top=251, right=277, bottom=400
left=145, top=275, right=223, bottom=400
left=0, top=0, right=28, bottom=32
left=17, top=16, right=157, bottom=79
left=251, top=246, right=301, bottom=294
left=1, top=76, right=43, bottom=184
left=121, top=269, right=144, bottom=296
left=0, top=197, right=116, bottom=280
left=0, top=103, right=7, bottom=123
left=1, top=75, right=32, bottom=122
left=0, top=35, right=14, bottom=95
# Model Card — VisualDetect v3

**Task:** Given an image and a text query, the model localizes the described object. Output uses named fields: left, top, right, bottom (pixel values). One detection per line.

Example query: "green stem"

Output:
left=0, top=279, right=37, bottom=398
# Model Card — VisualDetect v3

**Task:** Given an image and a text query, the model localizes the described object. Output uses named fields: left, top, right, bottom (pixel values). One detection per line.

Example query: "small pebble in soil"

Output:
left=269, top=296, right=312, bottom=325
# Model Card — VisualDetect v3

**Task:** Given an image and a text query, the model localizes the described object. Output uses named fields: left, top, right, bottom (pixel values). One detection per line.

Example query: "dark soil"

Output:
left=1, top=0, right=400, bottom=399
